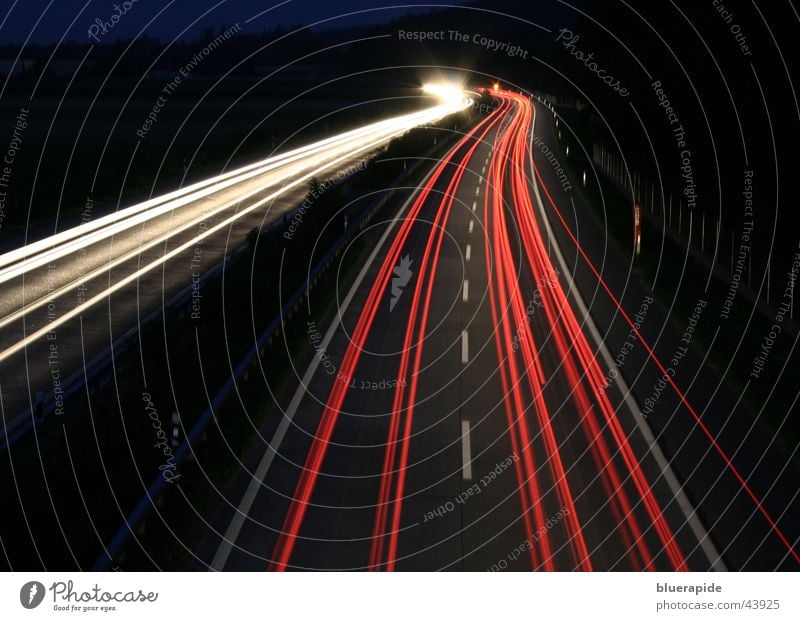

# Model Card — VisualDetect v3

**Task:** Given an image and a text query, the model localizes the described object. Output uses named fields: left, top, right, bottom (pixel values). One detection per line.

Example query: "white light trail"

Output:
left=422, top=82, right=468, bottom=105
left=0, top=100, right=468, bottom=284
left=0, top=98, right=469, bottom=363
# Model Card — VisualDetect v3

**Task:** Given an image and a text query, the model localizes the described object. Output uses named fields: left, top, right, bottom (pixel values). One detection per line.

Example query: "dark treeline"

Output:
left=566, top=2, right=799, bottom=290
left=1, top=0, right=796, bottom=284
left=2, top=24, right=324, bottom=80
left=388, top=1, right=797, bottom=298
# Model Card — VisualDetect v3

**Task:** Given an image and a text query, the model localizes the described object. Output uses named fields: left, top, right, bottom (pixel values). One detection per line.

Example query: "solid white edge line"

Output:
left=0, top=117, right=447, bottom=365
left=0, top=151, right=365, bottom=330
left=461, top=420, right=473, bottom=481
left=527, top=105, right=726, bottom=571
left=209, top=155, right=442, bottom=571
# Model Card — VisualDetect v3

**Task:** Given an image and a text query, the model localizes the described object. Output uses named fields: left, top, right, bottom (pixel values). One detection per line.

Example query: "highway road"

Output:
left=0, top=97, right=468, bottom=445
left=199, top=89, right=800, bottom=571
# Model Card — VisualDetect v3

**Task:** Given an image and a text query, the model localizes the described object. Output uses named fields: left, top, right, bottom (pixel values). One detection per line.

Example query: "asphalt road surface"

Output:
left=0, top=99, right=467, bottom=446
left=198, top=91, right=800, bottom=571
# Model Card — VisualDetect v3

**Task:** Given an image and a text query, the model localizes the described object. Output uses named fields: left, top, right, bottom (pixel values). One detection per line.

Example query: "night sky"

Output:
left=0, top=0, right=467, bottom=45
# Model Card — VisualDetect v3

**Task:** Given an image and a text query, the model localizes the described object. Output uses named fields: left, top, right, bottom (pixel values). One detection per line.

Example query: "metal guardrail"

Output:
left=589, top=141, right=798, bottom=337
left=0, top=155, right=377, bottom=453
left=0, top=245, right=246, bottom=452
left=91, top=154, right=426, bottom=570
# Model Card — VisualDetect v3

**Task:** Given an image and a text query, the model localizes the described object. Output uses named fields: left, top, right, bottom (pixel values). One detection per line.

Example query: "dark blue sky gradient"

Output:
left=0, top=0, right=467, bottom=45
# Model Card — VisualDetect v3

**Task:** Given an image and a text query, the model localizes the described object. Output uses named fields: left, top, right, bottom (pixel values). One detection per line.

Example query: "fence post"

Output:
left=701, top=212, right=705, bottom=253
left=171, top=411, right=180, bottom=450
left=669, top=195, right=673, bottom=229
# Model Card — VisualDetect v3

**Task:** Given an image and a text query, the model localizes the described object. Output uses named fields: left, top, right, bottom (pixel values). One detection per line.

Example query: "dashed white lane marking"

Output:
left=475, top=186, right=480, bottom=197
left=465, top=244, right=471, bottom=262
left=482, top=165, right=486, bottom=174
left=461, top=330, right=469, bottom=364
left=209, top=158, right=436, bottom=571
left=461, top=420, right=473, bottom=481
left=472, top=201, right=476, bottom=212
left=462, top=279, right=469, bottom=302
left=469, top=219, right=474, bottom=234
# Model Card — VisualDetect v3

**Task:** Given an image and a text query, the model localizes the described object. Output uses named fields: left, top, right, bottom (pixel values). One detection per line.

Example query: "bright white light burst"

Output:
left=422, top=82, right=467, bottom=104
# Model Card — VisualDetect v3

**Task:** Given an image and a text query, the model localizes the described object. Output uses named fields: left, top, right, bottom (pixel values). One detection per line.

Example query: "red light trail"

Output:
left=268, top=87, right=797, bottom=572
left=270, top=104, right=505, bottom=571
